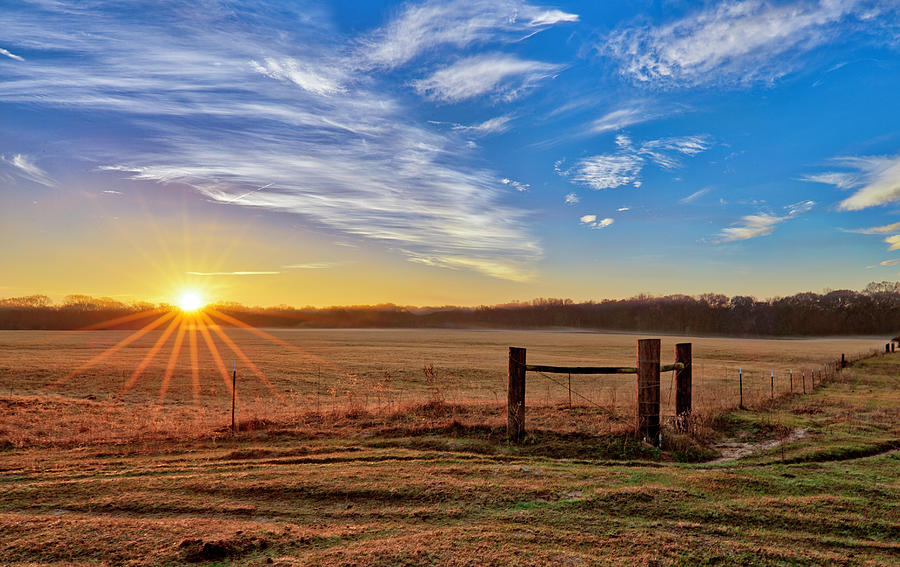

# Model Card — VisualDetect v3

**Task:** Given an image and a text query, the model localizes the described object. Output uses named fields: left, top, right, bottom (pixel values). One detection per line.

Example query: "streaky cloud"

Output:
left=804, top=155, right=900, bottom=211
left=600, top=0, right=898, bottom=87
left=591, top=105, right=661, bottom=134
left=0, top=1, right=543, bottom=282
left=0, top=47, right=24, bottom=61
left=451, top=115, right=513, bottom=136
left=679, top=187, right=712, bottom=204
left=361, top=0, right=577, bottom=69
left=1, top=154, right=56, bottom=187
left=562, top=134, right=710, bottom=190
left=849, top=221, right=900, bottom=234
left=283, top=262, right=343, bottom=270
left=187, top=271, right=280, bottom=276
left=716, top=200, right=814, bottom=242
left=411, top=53, right=561, bottom=103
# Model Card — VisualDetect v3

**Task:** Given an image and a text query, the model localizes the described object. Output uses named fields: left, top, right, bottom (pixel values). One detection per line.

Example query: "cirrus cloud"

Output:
left=600, top=0, right=897, bottom=87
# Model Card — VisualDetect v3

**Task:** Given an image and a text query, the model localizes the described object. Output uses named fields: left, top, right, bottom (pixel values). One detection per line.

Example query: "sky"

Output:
left=2, top=0, right=900, bottom=307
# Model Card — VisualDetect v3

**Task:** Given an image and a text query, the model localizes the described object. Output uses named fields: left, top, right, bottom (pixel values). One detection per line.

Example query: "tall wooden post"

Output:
left=841, top=354, right=846, bottom=368
left=675, top=343, right=692, bottom=416
left=507, top=347, right=526, bottom=443
left=637, top=339, right=661, bottom=445
left=739, top=368, right=744, bottom=409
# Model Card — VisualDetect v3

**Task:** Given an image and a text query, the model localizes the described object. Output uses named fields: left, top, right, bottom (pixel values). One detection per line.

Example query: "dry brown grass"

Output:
left=0, top=328, right=885, bottom=418
left=0, top=332, right=898, bottom=565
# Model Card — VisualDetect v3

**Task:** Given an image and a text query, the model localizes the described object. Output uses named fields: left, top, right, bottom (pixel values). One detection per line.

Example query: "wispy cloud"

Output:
left=590, top=105, right=662, bottom=134
left=187, top=271, right=280, bottom=276
left=579, top=215, right=614, bottom=229
left=849, top=221, right=900, bottom=234
left=601, top=0, right=896, bottom=87
left=501, top=177, right=529, bottom=192
left=679, top=187, right=712, bottom=204
left=569, top=154, right=644, bottom=190
left=561, top=134, right=710, bottom=190
left=564, top=192, right=579, bottom=205
left=249, top=57, right=345, bottom=96
left=716, top=200, right=814, bottom=242
left=451, top=115, right=513, bottom=136
left=1, top=154, right=55, bottom=186
left=282, top=262, right=342, bottom=270
left=803, top=155, right=900, bottom=210
left=0, top=47, right=24, bottom=61
left=868, top=258, right=900, bottom=268
left=361, top=0, right=577, bottom=69
left=412, top=54, right=561, bottom=103
left=886, top=235, right=900, bottom=251
left=0, top=1, right=544, bottom=282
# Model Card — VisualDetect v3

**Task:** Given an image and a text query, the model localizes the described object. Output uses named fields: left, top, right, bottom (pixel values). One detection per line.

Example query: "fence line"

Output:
left=507, top=341, right=888, bottom=445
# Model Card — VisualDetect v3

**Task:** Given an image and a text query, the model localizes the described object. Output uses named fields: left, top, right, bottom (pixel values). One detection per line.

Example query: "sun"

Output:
left=177, top=290, right=205, bottom=312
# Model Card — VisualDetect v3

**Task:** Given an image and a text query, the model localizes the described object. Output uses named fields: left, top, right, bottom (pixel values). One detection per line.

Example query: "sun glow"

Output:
left=177, top=290, right=205, bottom=312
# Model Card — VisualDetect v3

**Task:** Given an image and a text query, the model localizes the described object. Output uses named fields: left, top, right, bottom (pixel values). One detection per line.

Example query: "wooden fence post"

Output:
left=507, top=347, right=526, bottom=443
left=739, top=368, right=744, bottom=409
left=675, top=343, right=692, bottom=417
left=637, top=339, right=661, bottom=445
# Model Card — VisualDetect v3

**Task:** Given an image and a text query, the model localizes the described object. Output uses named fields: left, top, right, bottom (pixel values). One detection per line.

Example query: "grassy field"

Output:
left=0, top=329, right=897, bottom=565
left=0, top=328, right=887, bottom=447
left=0, top=336, right=897, bottom=565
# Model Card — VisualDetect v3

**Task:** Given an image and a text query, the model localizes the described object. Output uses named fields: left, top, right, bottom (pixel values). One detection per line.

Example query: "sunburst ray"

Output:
left=158, top=316, right=188, bottom=402
left=81, top=308, right=165, bottom=330
left=198, top=311, right=283, bottom=400
left=46, top=310, right=178, bottom=391
left=119, top=313, right=183, bottom=397
left=188, top=314, right=201, bottom=403
left=205, top=307, right=346, bottom=372
left=196, top=314, right=235, bottom=397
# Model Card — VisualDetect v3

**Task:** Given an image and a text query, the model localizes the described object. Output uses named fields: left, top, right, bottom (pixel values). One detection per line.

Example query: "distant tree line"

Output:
left=2, top=282, right=900, bottom=336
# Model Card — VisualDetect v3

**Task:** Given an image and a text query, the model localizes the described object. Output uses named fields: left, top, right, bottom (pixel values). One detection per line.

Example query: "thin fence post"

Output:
left=507, top=347, right=526, bottom=443
left=739, top=367, right=744, bottom=409
left=802, top=371, right=806, bottom=394
left=841, top=353, right=846, bottom=368
left=770, top=370, right=774, bottom=399
left=790, top=368, right=793, bottom=393
left=675, top=343, right=692, bottom=417
left=637, top=339, right=661, bottom=445
left=231, top=362, right=236, bottom=435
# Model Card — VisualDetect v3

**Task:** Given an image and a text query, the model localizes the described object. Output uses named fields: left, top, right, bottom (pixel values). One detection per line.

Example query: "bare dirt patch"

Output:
left=709, top=427, right=808, bottom=463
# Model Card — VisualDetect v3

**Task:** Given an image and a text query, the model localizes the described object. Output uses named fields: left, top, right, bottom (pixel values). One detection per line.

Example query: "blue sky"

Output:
left=2, top=0, right=900, bottom=306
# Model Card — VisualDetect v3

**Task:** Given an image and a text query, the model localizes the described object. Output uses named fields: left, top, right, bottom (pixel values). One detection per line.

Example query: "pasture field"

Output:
left=0, top=328, right=887, bottom=446
left=0, top=329, right=897, bottom=565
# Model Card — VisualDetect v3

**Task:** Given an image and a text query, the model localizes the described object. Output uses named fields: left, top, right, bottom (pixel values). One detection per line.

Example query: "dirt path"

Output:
left=709, top=428, right=808, bottom=464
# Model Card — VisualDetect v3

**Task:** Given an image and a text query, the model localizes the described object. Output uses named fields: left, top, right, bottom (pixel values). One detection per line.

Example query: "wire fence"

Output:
left=521, top=347, right=886, bottom=419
